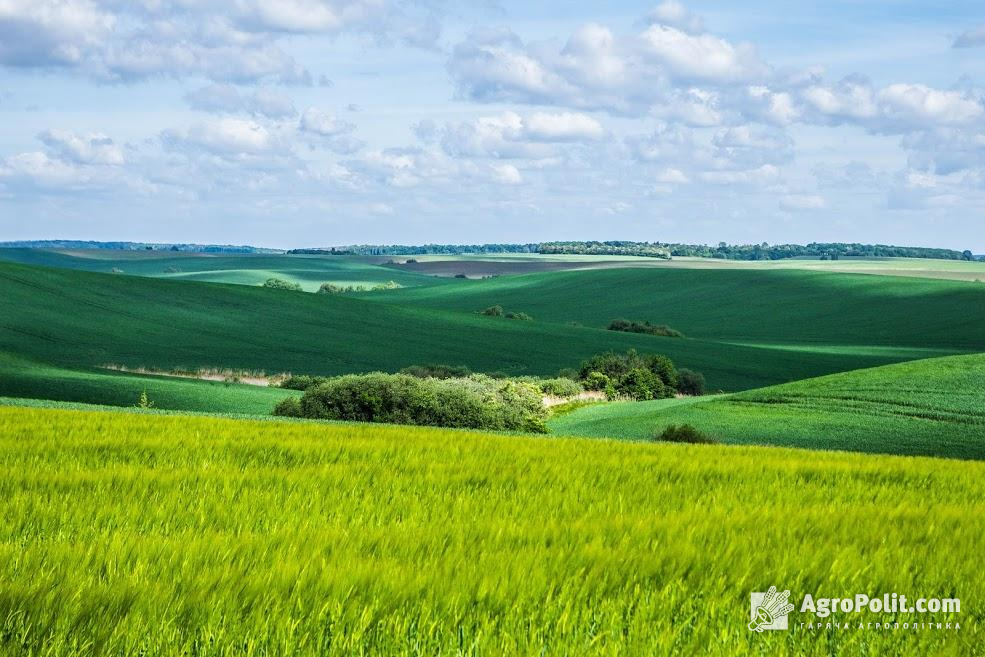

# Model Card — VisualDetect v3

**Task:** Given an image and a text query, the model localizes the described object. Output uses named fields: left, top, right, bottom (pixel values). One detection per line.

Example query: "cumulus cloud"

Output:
left=0, top=0, right=439, bottom=83
left=437, top=111, right=604, bottom=160
left=162, top=118, right=291, bottom=159
left=448, top=11, right=768, bottom=116
left=645, top=1, right=704, bottom=34
left=37, top=129, right=125, bottom=165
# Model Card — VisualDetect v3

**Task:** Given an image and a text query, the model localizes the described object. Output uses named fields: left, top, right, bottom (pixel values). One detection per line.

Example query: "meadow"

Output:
left=0, top=406, right=982, bottom=656
left=549, top=353, right=985, bottom=459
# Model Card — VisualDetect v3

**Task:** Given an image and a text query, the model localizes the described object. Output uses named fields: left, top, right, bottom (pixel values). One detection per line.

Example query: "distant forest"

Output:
left=2, top=239, right=978, bottom=261
left=291, top=241, right=979, bottom=261
left=0, top=240, right=281, bottom=254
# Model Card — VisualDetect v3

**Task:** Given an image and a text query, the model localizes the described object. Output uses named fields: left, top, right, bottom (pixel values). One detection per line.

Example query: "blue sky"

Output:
left=1, top=1, right=983, bottom=250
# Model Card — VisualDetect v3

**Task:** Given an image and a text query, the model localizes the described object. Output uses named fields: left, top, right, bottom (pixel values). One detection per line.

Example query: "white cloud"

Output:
left=524, top=112, right=604, bottom=141
left=491, top=163, right=522, bottom=185
left=0, top=0, right=437, bottom=83
left=877, top=84, right=984, bottom=128
left=438, top=111, right=604, bottom=160
left=780, top=194, right=826, bottom=211
left=37, top=129, right=125, bottom=165
left=163, top=118, right=288, bottom=157
left=646, top=1, right=704, bottom=34
left=638, top=24, right=765, bottom=83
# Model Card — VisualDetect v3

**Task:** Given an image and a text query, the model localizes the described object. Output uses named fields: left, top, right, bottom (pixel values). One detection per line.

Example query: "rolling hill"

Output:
left=549, top=353, right=985, bottom=459
left=2, top=259, right=983, bottom=413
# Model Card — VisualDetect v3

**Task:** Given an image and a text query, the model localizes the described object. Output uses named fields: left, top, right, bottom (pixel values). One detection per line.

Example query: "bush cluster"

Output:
left=480, top=305, right=533, bottom=320
left=607, top=319, right=684, bottom=338
left=538, top=377, right=584, bottom=397
left=578, top=350, right=683, bottom=401
left=654, top=424, right=716, bottom=444
left=400, top=364, right=473, bottom=379
left=676, top=368, right=706, bottom=396
left=263, top=278, right=302, bottom=291
left=318, top=280, right=402, bottom=294
left=275, top=373, right=547, bottom=432
left=279, top=374, right=329, bottom=391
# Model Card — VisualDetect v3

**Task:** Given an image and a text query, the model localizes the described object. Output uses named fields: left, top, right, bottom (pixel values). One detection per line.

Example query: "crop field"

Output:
left=549, top=353, right=985, bottom=459
left=0, top=248, right=444, bottom=291
left=2, top=260, right=956, bottom=402
left=0, top=353, right=297, bottom=415
left=0, top=406, right=982, bottom=656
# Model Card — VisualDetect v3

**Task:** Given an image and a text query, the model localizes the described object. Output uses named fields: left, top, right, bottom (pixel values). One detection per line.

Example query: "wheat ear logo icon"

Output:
left=749, top=586, right=794, bottom=632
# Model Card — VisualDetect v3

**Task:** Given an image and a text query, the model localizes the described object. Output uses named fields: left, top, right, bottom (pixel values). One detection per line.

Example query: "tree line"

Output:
left=288, top=241, right=978, bottom=261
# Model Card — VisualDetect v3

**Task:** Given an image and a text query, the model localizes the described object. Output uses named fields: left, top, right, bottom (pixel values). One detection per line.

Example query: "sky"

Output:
left=0, top=1, right=984, bottom=250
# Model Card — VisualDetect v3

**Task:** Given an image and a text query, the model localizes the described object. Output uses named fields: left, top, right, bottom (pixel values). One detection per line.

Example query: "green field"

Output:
left=0, top=406, right=981, bottom=656
left=3, top=260, right=965, bottom=401
left=0, top=353, right=297, bottom=415
left=0, top=249, right=446, bottom=291
left=549, top=353, right=985, bottom=459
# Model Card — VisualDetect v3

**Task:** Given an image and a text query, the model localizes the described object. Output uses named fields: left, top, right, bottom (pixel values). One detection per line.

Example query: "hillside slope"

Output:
left=549, top=353, right=985, bottom=459
left=380, top=267, right=985, bottom=349
left=0, top=262, right=883, bottom=395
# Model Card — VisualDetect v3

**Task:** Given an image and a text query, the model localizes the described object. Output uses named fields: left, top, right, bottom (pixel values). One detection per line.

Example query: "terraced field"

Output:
left=0, top=406, right=981, bottom=656
left=550, top=353, right=985, bottom=459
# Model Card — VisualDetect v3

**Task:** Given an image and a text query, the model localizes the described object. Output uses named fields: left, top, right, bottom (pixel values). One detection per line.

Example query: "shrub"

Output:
left=556, top=368, right=580, bottom=381
left=539, top=377, right=583, bottom=398
left=677, top=368, right=706, bottom=396
left=279, top=374, right=328, bottom=391
left=135, top=390, right=154, bottom=409
left=288, top=373, right=546, bottom=432
left=371, top=280, right=401, bottom=291
left=481, top=305, right=504, bottom=317
left=617, top=367, right=666, bottom=401
left=505, top=311, right=533, bottom=321
left=576, top=350, right=687, bottom=401
left=608, top=319, right=684, bottom=338
left=272, top=396, right=303, bottom=417
left=400, top=364, right=472, bottom=379
left=454, top=273, right=468, bottom=279
left=263, top=278, right=302, bottom=291
left=582, top=371, right=611, bottom=392
left=654, top=424, right=716, bottom=444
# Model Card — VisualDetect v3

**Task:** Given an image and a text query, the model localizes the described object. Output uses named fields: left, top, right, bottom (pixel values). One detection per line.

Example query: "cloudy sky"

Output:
left=1, top=0, right=983, bottom=250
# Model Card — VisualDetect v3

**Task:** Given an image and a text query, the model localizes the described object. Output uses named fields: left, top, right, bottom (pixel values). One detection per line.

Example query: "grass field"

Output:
left=0, top=406, right=981, bottom=656
left=380, top=267, right=985, bottom=350
left=0, top=249, right=446, bottom=291
left=2, top=261, right=955, bottom=399
left=550, top=353, right=985, bottom=459
left=0, top=353, right=297, bottom=415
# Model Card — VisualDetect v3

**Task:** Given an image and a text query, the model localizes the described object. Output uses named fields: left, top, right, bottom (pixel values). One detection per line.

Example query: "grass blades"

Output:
left=0, top=406, right=982, bottom=656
